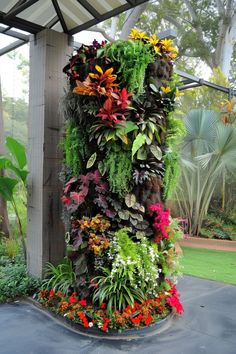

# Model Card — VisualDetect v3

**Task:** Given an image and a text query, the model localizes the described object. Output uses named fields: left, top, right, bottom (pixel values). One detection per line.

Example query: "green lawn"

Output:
left=181, top=247, right=236, bottom=285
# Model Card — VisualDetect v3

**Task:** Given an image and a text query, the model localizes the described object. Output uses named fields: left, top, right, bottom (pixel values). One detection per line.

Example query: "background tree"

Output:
left=98, top=0, right=236, bottom=78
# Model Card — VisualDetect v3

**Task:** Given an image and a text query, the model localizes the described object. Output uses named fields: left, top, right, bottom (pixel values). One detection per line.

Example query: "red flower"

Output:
left=131, top=317, right=141, bottom=325
left=100, top=303, right=106, bottom=309
left=79, top=299, right=87, bottom=306
left=144, top=314, right=153, bottom=326
left=69, top=295, right=77, bottom=305
left=49, top=289, right=55, bottom=298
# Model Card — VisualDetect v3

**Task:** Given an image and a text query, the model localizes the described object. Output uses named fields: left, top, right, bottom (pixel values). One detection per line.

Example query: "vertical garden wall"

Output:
left=39, top=29, right=184, bottom=332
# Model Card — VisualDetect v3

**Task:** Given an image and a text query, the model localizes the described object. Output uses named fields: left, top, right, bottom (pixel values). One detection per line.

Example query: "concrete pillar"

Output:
left=27, top=29, right=72, bottom=277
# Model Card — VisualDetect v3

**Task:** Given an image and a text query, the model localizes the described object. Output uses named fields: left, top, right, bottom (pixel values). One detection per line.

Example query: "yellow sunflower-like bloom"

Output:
left=154, top=46, right=161, bottom=54
left=129, top=28, right=147, bottom=40
left=148, top=34, right=159, bottom=46
left=160, top=38, right=173, bottom=50
left=161, top=86, right=172, bottom=94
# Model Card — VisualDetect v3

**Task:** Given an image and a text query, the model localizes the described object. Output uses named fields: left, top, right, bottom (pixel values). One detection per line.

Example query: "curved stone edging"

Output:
left=24, top=298, right=175, bottom=340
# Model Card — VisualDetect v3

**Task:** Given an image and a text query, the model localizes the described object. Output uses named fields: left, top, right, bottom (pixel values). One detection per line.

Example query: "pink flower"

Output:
left=167, top=295, right=184, bottom=314
left=149, top=203, right=170, bottom=242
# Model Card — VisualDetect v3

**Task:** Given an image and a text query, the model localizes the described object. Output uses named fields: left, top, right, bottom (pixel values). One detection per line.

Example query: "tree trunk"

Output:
left=213, top=6, right=236, bottom=77
left=0, top=78, right=10, bottom=238
left=119, top=3, right=148, bottom=39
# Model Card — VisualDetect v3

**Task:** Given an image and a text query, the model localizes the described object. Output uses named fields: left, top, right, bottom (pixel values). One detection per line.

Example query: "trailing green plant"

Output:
left=100, top=40, right=154, bottom=95
left=42, top=258, right=76, bottom=295
left=64, top=120, right=89, bottom=176
left=166, top=112, right=186, bottom=148
left=102, top=144, right=133, bottom=197
left=163, top=151, right=181, bottom=200
left=108, top=229, right=161, bottom=296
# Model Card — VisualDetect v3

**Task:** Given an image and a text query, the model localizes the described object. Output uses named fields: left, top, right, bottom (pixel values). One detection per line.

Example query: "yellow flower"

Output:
left=175, top=89, right=184, bottom=97
left=161, top=86, right=172, bottom=94
left=169, top=52, right=178, bottom=59
left=160, top=38, right=173, bottom=49
left=148, top=34, right=159, bottom=46
left=129, top=28, right=147, bottom=40
left=154, top=46, right=161, bottom=55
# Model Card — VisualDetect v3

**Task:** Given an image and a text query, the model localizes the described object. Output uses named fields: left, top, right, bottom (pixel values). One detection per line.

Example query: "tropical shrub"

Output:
left=39, top=29, right=183, bottom=331
left=0, top=247, right=40, bottom=303
left=0, top=137, right=28, bottom=259
left=175, top=109, right=236, bottom=236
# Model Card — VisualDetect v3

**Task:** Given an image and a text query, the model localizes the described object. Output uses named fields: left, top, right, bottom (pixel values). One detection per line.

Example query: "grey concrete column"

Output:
left=27, top=29, right=72, bottom=277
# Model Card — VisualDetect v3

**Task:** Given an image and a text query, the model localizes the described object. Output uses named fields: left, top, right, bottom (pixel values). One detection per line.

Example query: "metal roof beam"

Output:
left=176, top=69, right=236, bottom=96
left=4, top=0, right=40, bottom=19
left=69, top=3, right=132, bottom=35
left=51, top=0, right=68, bottom=33
left=0, top=39, right=25, bottom=56
left=0, top=28, right=29, bottom=40
left=75, top=0, right=101, bottom=20
left=0, top=11, right=44, bottom=33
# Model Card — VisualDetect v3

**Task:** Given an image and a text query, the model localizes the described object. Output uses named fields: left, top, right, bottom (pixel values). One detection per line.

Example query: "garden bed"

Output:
left=26, top=297, right=174, bottom=339
left=179, top=236, right=236, bottom=252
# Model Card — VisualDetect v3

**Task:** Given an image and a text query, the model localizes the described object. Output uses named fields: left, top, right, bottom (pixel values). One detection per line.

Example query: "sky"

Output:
left=0, top=30, right=106, bottom=100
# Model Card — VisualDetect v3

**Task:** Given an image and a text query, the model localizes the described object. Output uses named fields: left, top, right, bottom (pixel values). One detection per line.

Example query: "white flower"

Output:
left=89, top=322, right=93, bottom=327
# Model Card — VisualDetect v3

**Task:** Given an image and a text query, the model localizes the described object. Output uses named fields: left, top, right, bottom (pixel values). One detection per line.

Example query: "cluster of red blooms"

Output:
left=149, top=203, right=171, bottom=243
left=38, top=281, right=183, bottom=332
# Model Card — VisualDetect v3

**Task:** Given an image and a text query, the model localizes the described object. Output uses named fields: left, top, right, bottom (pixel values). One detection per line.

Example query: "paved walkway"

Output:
left=0, top=276, right=236, bottom=354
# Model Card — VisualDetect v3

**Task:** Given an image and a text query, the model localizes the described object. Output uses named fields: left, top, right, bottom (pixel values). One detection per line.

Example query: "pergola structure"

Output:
left=0, top=0, right=150, bottom=277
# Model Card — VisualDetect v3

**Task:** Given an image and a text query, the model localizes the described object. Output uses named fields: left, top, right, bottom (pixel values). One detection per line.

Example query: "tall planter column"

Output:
left=27, top=29, right=72, bottom=277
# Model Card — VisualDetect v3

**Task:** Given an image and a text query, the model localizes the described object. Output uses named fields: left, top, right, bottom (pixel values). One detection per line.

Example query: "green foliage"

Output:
left=177, top=68, right=229, bottom=115
left=201, top=214, right=236, bottom=240
left=163, top=151, right=181, bottom=200
left=166, top=112, right=186, bottom=148
left=0, top=251, right=40, bottom=303
left=42, top=258, right=76, bottom=295
left=103, top=144, right=133, bottom=197
left=132, top=133, right=146, bottom=159
left=108, top=229, right=161, bottom=297
left=64, top=120, right=89, bottom=176
left=101, top=40, right=154, bottom=94
left=175, top=109, right=236, bottom=235
left=92, top=267, right=146, bottom=313
left=3, top=238, right=20, bottom=257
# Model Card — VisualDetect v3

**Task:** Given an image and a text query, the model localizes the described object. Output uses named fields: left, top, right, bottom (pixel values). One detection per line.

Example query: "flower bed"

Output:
left=38, top=280, right=182, bottom=332
left=38, top=28, right=185, bottom=333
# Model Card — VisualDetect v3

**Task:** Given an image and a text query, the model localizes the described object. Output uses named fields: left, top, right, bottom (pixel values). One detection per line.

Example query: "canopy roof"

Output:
left=0, top=0, right=148, bottom=55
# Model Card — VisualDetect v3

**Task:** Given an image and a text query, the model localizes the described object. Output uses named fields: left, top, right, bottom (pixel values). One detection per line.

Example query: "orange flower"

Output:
left=73, top=65, right=118, bottom=97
